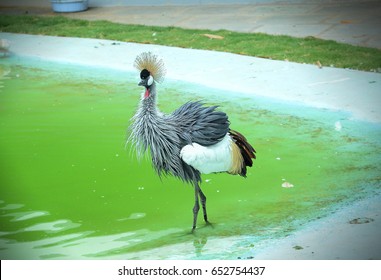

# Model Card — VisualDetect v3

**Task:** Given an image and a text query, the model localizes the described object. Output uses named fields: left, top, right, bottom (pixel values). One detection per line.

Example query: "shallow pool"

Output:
left=0, top=57, right=380, bottom=259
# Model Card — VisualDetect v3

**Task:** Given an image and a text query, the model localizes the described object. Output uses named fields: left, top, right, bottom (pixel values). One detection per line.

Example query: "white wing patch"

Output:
left=180, top=134, right=233, bottom=174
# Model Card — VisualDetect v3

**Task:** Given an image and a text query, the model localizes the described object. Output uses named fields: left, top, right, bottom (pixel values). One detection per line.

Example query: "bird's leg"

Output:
left=192, top=185, right=200, bottom=232
left=197, top=185, right=209, bottom=224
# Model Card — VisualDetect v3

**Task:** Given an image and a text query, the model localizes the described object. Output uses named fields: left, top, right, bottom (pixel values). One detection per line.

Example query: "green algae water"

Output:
left=0, top=57, right=380, bottom=259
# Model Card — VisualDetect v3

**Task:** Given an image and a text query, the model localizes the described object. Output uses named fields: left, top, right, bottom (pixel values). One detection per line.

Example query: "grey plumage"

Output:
left=173, top=101, right=229, bottom=146
left=128, top=52, right=256, bottom=231
left=129, top=82, right=229, bottom=186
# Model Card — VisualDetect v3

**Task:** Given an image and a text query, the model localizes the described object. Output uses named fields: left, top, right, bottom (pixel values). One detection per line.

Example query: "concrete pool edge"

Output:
left=114, top=192, right=381, bottom=260
left=1, top=33, right=381, bottom=260
left=1, top=32, right=381, bottom=123
left=250, top=192, right=381, bottom=260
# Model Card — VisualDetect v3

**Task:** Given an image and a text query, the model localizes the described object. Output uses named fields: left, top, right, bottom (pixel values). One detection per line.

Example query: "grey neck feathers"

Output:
left=129, top=82, right=201, bottom=186
left=129, top=82, right=160, bottom=158
left=141, top=82, right=158, bottom=115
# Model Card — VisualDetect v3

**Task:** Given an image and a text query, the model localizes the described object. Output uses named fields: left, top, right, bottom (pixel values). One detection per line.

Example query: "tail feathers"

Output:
left=229, top=129, right=256, bottom=177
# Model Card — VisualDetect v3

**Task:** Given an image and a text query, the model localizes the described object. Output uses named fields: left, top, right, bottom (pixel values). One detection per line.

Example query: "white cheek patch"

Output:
left=147, top=75, right=154, bottom=86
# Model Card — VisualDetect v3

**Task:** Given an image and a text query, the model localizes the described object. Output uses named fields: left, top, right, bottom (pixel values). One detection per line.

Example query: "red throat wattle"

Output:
left=144, top=88, right=150, bottom=99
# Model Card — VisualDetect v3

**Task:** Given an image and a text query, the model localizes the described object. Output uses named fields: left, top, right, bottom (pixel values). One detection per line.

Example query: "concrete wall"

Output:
left=0, top=0, right=374, bottom=7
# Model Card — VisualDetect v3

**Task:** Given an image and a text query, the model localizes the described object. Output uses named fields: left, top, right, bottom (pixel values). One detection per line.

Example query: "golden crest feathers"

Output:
left=134, top=52, right=166, bottom=83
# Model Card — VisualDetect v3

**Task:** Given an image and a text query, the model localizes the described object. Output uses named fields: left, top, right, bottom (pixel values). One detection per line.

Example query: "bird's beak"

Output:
left=138, top=79, right=145, bottom=87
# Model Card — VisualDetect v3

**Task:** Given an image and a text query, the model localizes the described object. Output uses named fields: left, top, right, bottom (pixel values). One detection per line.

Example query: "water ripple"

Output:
left=23, top=220, right=81, bottom=233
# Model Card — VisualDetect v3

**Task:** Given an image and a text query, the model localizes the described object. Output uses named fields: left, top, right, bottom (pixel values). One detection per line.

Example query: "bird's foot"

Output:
left=191, top=221, right=213, bottom=233
left=191, top=225, right=197, bottom=234
left=205, top=221, right=214, bottom=228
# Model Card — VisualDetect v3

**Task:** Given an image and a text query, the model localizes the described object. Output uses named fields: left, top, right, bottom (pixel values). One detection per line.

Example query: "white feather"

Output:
left=180, top=134, right=232, bottom=174
left=147, top=75, right=154, bottom=86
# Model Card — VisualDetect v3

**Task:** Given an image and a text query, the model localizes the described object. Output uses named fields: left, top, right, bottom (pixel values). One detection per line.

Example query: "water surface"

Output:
left=0, top=57, right=380, bottom=259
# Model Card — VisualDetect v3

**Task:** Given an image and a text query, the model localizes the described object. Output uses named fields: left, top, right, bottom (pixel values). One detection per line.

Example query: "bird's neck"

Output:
left=140, top=83, right=159, bottom=115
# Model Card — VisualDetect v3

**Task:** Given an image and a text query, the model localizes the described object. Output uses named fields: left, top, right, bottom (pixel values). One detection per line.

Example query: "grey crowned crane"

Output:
left=128, top=52, right=256, bottom=232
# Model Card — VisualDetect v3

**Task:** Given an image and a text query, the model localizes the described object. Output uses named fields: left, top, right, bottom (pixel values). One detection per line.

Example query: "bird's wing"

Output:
left=171, top=101, right=230, bottom=146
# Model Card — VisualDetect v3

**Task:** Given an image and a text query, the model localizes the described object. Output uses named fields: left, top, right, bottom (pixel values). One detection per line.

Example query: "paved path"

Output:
left=1, top=1, right=381, bottom=48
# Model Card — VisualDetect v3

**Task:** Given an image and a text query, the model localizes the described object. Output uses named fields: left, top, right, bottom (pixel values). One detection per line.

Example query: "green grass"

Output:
left=1, top=14, right=381, bottom=71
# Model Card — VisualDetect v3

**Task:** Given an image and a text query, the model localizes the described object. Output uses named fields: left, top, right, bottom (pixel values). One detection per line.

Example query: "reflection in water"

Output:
left=117, top=213, right=146, bottom=221
left=0, top=39, right=10, bottom=57
left=0, top=200, right=186, bottom=259
left=193, top=237, right=208, bottom=257
left=0, top=201, right=224, bottom=259
left=0, top=204, right=24, bottom=210
left=4, top=211, right=49, bottom=222
left=23, top=219, right=81, bottom=233
left=0, top=65, right=10, bottom=91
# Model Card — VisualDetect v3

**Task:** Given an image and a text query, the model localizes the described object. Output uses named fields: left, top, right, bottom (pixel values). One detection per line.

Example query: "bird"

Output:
left=128, top=52, right=256, bottom=232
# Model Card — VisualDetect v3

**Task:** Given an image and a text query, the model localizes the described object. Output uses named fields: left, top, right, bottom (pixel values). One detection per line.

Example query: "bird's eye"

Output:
left=140, top=69, right=150, bottom=79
